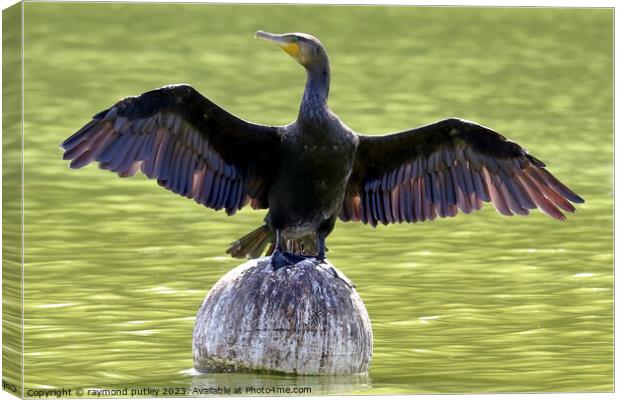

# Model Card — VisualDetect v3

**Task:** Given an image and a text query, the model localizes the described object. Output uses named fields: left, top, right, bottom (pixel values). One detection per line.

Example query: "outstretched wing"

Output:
left=61, top=84, right=281, bottom=215
left=341, top=117, right=584, bottom=226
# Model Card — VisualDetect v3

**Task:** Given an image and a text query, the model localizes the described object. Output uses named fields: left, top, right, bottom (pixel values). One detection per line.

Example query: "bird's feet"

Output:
left=271, top=249, right=327, bottom=270
left=270, top=250, right=353, bottom=287
left=271, top=249, right=314, bottom=270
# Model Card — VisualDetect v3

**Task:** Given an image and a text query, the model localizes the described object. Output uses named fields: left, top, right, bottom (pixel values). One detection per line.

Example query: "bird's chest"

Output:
left=284, top=129, right=355, bottom=191
left=269, top=126, right=356, bottom=227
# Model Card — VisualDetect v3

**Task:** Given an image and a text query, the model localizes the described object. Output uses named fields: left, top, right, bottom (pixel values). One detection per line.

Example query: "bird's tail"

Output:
left=225, top=225, right=324, bottom=259
left=226, top=225, right=274, bottom=259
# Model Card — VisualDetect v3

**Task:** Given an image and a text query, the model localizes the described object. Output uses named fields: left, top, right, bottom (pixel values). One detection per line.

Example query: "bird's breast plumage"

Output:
left=266, top=117, right=357, bottom=235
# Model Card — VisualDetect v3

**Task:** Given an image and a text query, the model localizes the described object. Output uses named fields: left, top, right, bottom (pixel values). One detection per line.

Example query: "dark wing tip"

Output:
left=68, top=151, right=93, bottom=169
left=59, top=131, right=81, bottom=151
left=570, top=193, right=586, bottom=204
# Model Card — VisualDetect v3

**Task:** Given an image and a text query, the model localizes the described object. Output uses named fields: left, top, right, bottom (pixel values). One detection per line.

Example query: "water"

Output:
left=15, top=3, right=612, bottom=395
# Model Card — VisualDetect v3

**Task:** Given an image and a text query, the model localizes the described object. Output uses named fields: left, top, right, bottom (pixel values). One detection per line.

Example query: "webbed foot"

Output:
left=271, top=249, right=311, bottom=270
left=310, top=255, right=325, bottom=266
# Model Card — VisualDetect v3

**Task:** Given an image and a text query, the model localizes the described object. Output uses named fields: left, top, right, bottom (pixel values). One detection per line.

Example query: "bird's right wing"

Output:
left=61, top=84, right=281, bottom=214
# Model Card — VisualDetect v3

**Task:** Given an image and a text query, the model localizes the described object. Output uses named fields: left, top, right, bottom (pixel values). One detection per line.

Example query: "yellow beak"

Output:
left=255, top=30, right=300, bottom=58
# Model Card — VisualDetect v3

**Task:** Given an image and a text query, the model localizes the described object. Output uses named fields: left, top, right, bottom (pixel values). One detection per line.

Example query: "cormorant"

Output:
left=60, top=31, right=584, bottom=269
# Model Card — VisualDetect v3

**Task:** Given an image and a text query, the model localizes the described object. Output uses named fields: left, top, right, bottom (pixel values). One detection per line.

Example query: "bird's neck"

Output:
left=299, top=62, right=330, bottom=119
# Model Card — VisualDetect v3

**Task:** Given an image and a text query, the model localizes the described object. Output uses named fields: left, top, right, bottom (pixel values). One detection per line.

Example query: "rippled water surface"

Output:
left=18, top=3, right=612, bottom=395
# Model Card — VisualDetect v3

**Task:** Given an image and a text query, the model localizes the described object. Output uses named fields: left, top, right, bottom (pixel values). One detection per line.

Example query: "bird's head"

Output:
left=255, top=31, right=328, bottom=70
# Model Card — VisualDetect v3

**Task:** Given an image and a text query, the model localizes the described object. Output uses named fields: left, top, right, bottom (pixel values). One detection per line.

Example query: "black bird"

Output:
left=60, top=31, right=584, bottom=269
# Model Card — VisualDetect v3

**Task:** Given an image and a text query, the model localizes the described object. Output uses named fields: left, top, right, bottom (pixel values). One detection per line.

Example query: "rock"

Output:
left=192, top=257, right=373, bottom=375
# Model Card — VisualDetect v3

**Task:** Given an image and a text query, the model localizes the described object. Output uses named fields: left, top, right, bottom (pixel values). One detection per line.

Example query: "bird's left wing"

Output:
left=61, top=84, right=281, bottom=215
left=341, top=118, right=584, bottom=226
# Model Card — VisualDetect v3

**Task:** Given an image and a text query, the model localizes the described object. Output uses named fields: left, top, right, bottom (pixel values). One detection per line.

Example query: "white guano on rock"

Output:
left=192, top=257, right=373, bottom=375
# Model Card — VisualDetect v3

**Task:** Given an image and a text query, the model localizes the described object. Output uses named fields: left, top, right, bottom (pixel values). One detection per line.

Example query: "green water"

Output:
left=17, top=3, right=612, bottom=395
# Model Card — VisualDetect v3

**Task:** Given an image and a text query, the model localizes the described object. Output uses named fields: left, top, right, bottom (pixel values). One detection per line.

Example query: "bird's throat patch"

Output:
left=281, top=42, right=300, bottom=57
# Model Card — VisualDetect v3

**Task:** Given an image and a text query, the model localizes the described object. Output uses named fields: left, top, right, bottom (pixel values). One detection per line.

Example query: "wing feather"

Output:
left=342, top=117, right=584, bottom=225
left=60, top=84, right=281, bottom=215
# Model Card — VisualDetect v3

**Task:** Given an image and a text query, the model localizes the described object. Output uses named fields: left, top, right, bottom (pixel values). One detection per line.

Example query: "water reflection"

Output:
left=187, top=370, right=372, bottom=395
